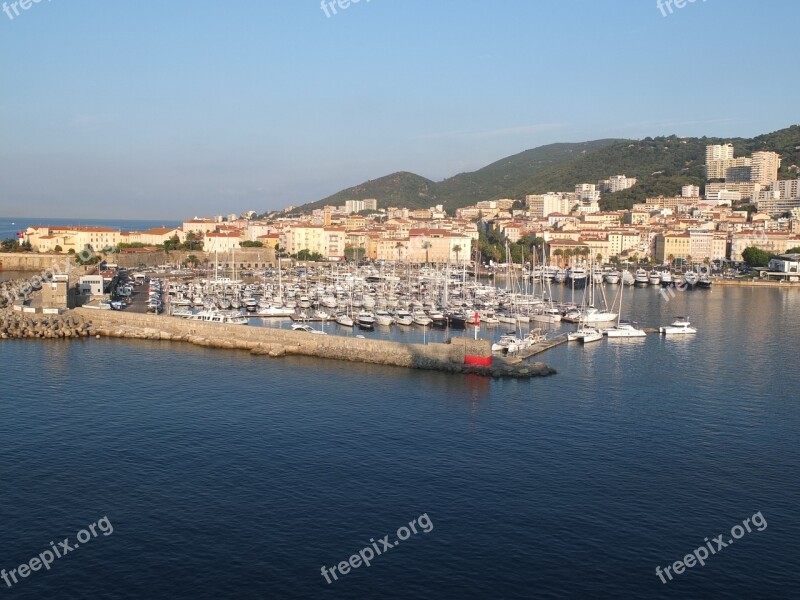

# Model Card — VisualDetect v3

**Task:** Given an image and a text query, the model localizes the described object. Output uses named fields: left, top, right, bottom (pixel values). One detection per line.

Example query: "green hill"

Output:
left=295, top=125, right=800, bottom=214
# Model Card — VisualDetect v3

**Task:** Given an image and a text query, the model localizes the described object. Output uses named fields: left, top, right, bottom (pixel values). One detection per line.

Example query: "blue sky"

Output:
left=1, top=0, right=796, bottom=219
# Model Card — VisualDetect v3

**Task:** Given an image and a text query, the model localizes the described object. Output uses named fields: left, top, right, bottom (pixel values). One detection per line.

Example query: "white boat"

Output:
left=335, top=313, right=354, bottom=327
left=659, top=317, right=697, bottom=335
left=291, top=324, right=327, bottom=335
left=660, top=270, right=673, bottom=286
left=579, top=328, right=603, bottom=343
left=357, top=311, right=376, bottom=329
left=394, top=310, right=413, bottom=326
left=648, top=271, right=661, bottom=285
left=683, top=270, right=699, bottom=287
left=634, top=268, right=649, bottom=286
left=568, top=323, right=602, bottom=342
left=492, top=334, right=524, bottom=355
left=530, top=307, right=562, bottom=324
left=412, top=310, right=433, bottom=326
left=255, top=305, right=295, bottom=317
left=187, top=310, right=248, bottom=325
left=605, top=320, right=647, bottom=338
left=605, top=270, right=620, bottom=284
left=374, top=310, right=394, bottom=326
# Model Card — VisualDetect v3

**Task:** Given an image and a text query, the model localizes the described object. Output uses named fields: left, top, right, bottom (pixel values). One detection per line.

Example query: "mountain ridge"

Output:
left=292, top=126, right=800, bottom=214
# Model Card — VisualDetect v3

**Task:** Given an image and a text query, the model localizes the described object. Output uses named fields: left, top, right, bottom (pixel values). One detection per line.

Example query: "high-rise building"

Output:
left=771, top=179, right=800, bottom=199
left=751, top=152, right=781, bottom=186
left=706, top=143, right=735, bottom=163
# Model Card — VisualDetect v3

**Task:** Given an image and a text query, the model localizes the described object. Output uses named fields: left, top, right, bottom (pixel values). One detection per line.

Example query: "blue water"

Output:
left=0, top=217, right=182, bottom=240
left=1, top=286, right=799, bottom=599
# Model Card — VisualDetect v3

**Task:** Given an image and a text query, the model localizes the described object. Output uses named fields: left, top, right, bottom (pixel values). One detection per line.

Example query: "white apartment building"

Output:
left=751, top=152, right=781, bottom=186
left=682, top=185, right=701, bottom=198
left=526, top=193, right=569, bottom=217
left=771, top=179, right=800, bottom=199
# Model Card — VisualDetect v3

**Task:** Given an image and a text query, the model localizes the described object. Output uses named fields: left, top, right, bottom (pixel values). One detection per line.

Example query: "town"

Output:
left=12, top=144, right=800, bottom=280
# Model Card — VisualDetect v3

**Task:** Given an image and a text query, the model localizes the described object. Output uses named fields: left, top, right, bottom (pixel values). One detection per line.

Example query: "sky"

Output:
left=0, top=0, right=797, bottom=220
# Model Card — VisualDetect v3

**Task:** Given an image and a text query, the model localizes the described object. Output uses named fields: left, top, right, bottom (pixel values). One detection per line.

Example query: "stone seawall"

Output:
left=73, top=309, right=556, bottom=378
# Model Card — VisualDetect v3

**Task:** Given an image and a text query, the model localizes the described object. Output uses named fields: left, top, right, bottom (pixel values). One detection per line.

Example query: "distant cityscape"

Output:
left=13, top=144, right=800, bottom=268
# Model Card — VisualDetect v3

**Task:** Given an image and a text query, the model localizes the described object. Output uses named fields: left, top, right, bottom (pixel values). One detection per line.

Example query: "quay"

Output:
left=63, top=308, right=557, bottom=379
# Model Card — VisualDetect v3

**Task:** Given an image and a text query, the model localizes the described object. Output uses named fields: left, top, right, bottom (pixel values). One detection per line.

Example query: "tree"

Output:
left=787, top=247, right=800, bottom=254
left=54, top=245, right=63, bottom=253
left=422, top=241, right=431, bottom=265
left=686, top=255, right=693, bottom=267
left=452, top=244, right=462, bottom=265
left=667, top=254, right=675, bottom=266
left=186, top=255, right=199, bottom=268
left=240, top=240, right=264, bottom=248
left=552, top=248, right=563, bottom=266
left=395, top=241, right=405, bottom=262
left=741, top=247, right=772, bottom=268
left=1, top=238, right=20, bottom=252
left=274, top=244, right=287, bottom=258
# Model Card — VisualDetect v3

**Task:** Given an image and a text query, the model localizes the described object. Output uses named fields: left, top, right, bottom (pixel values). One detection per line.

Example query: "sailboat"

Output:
left=604, top=273, right=646, bottom=338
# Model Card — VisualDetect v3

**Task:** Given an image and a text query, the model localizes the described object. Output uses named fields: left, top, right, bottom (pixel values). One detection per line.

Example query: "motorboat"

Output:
left=357, top=311, right=376, bottom=329
left=412, top=310, right=433, bottom=326
left=634, top=268, right=649, bottom=286
left=659, top=317, right=697, bottom=335
left=394, top=310, right=413, bottom=326
left=682, top=270, right=699, bottom=288
left=374, top=310, right=394, bottom=326
left=648, top=271, right=661, bottom=285
left=697, top=274, right=712, bottom=289
left=604, top=270, right=620, bottom=285
left=292, top=324, right=327, bottom=335
left=187, top=310, right=248, bottom=325
left=660, top=270, right=673, bottom=286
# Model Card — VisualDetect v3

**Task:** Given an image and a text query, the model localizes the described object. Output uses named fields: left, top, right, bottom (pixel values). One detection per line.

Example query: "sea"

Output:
left=2, top=224, right=800, bottom=598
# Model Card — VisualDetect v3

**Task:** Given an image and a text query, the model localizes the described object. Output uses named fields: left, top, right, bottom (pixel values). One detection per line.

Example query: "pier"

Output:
left=67, top=309, right=556, bottom=379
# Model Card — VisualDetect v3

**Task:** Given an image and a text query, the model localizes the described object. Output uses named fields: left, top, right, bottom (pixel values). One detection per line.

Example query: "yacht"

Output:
left=412, top=310, right=433, bottom=326
left=682, top=270, right=699, bottom=288
left=697, top=274, right=712, bottom=289
left=374, top=310, right=394, bottom=326
left=568, top=266, right=588, bottom=288
left=492, top=334, right=524, bottom=355
left=446, top=310, right=467, bottom=329
left=605, top=320, right=647, bottom=338
left=335, top=312, right=354, bottom=327
left=621, top=270, right=635, bottom=286
left=291, top=323, right=327, bottom=335
left=659, top=317, right=697, bottom=335
left=568, top=323, right=602, bottom=343
left=604, top=270, right=620, bottom=285
left=634, top=268, right=649, bottom=286
left=660, top=270, right=673, bottom=286
left=394, top=310, right=413, bottom=326
left=187, top=310, right=248, bottom=325
left=648, top=271, right=661, bottom=286
left=357, top=311, right=376, bottom=329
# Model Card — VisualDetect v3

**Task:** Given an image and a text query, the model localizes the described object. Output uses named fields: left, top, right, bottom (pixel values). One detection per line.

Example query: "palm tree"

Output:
left=686, top=254, right=693, bottom=268
left=667, top=254, right=675, bottom=267
left=186, top=254, right=199, bottom=268
left=453, top=244, right=462, bottom=265
left=395, top=241, right=405, bottom=263
left=596, top=253, right=603, bottom=265
left=552, top=248, right=563, bottom=266
left=422, top=240, right=431, bottom=265
left=563, top=248, right=573, bottom=267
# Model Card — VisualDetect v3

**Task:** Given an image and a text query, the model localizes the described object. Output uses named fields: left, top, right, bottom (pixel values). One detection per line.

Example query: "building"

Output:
left=182, top=219, right=217, bottom=235
left=751, top=151, right=781, bottom=186
left=23, top=226, right=123, bottom=253
left=771, top=179, right=800, bottom=199
left=203, top=232, right=243, bottom=253
left=608, top=175, right=637, bottom=193
left=526, top=193, right=569, bottom=217
left=725, top=165, right=753, bottom=183
left=705, top=182, right=762, bottom=201
left=682, top=185, right=701, bottom=198
left=729, top=231, right=790, bottom=261
left=705, top=144, right=735, bottom=179
left=768, top=254, right=800, bottom=275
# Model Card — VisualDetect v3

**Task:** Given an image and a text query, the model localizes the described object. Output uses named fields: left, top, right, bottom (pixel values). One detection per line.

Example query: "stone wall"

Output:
left=77, top=308, right=491, bottom=370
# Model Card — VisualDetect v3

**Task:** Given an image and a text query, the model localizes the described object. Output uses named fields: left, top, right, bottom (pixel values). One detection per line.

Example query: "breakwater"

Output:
left=0, top=309, right=92, bottom=339
left=65, top=309, right=555, bottom=378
